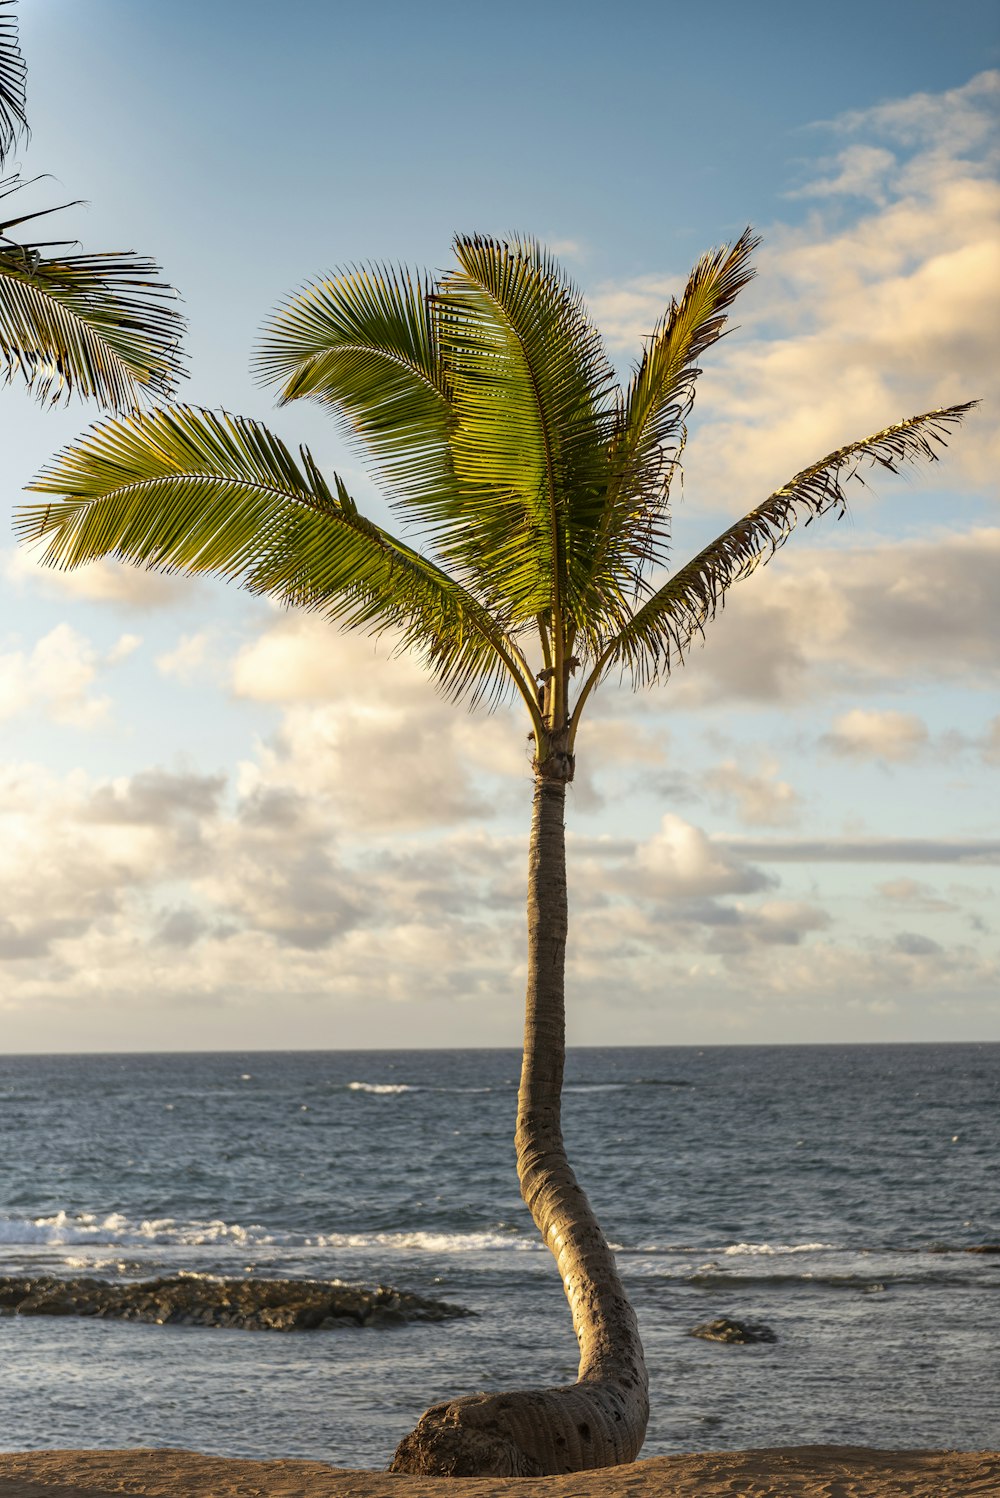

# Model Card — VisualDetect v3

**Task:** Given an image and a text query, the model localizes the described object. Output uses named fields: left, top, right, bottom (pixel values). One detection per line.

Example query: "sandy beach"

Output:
left=0, top=1448, right=996, bottom=1498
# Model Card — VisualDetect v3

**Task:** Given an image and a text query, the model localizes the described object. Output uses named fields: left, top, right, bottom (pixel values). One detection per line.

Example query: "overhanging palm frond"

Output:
left=0, top=0, right=27, bottom=168
left=436, top=235, right=617, bottom=634
left=578, top=402, right=978, bottom=701
left=253, top=265, right=456, bottom=513
left=19, top=405, right=541, bottom=719
left=0, top=223, right=186, bottom=407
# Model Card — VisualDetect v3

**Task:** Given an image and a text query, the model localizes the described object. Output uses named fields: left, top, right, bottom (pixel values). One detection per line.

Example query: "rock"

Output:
left=366, top=1304, right=407, bottom=1328
left=689, top=1316, right=778, bottom=1344
left=927, top=1242, right=1000, bottom=1255
left=0, top=1274, right=471, bottom=1332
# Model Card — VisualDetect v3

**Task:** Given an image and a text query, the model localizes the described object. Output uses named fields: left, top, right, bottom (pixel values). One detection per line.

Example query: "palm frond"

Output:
left=0, top=0, right=27, bottom=168
left=579, top=403, right=978, bottom=699
left=435, top=234, right=617, bottom=638
left=253, top=264, right=456, bottom=513
left=20, top=405, right=541, bottom=719
left=0, top=234, right=186, bottom=407
left=613, top=228, right=758, bottom=525
left=557, top=232, right=760, bottom=655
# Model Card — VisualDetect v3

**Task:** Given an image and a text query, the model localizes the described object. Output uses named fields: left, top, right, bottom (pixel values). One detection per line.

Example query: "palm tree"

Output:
left=18, top=232, right=973, bottom=1476
left=0, top=0, right=184, bottom=409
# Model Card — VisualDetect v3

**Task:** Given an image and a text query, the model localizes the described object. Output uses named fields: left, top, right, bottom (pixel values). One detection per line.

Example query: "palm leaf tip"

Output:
left=0, top=0, right=28, bottom=167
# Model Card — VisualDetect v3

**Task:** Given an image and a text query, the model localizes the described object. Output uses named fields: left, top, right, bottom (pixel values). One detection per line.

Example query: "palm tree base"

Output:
left=389, top=1394, right=543, bottom=1476
left=389, top=1379, right=647, bottom=1476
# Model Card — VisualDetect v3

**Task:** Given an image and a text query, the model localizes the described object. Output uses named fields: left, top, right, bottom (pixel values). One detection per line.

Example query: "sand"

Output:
left=0, top=1448, right=996, bottom=1498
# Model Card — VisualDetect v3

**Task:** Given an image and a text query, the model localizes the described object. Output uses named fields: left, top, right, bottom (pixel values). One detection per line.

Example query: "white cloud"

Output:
left=787, top=144, right=897, bottom=204
left=829, top=71, right=1000, bottom=159
left=3, top=547, right=196, bottom=608
left=107, top=633, right=142, bottom=664
left=703, top=758, right=801, bottom=825
left=876, top=878, right=957, bottom=913
left=690, top=77, right=1000, bottom=500
left=634, top=813, right=772, bottom=898
left=715, top=836, right=1000, bottom=865
left=753, top=899, right=831, bottom=941
left=545, top=237, right=586, bottom=261
left=0, top=624, right=109, bottom=726
left=823, top=708, right=929, bottom=762
left=0, top=752, right=993, bottom=1043
left=232, top=615, right=530, bottom=831
left=588, top=272, right=684, bottom=350
left=663, top=526, right=1000, bottom=706
left=586, top=70, right=999, bottom=497
left=156, top=631, right=212, bottom=682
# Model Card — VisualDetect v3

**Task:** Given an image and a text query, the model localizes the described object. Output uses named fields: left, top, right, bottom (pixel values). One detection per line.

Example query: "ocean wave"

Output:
left=565, top=1079, right=695, bottom=1092
left=345, top=1079, right=695, bottom=1096
left=347, top=1081, right=414, bottom=1095
left=347, top=1081, right=507, bottom=1095
left=687, top=1266, right=995, bottom=1291
left=722, top=1241, right=834, bottom=1256
left=0, top=1212, right=540, bottom=1255
left=564, top=1083, right=628, bottom=1093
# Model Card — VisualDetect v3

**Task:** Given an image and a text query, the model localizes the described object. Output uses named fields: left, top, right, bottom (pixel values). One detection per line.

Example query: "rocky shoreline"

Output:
left=0, top=1274, right=471, bottom=1331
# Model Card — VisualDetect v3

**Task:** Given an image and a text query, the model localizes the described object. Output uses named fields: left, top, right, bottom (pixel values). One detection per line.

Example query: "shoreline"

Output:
left=1, top=1447, right=997, bottom=1497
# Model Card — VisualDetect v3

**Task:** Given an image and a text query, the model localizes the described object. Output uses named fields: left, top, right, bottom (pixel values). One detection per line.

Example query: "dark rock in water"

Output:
left=927, top=1242, right=1000, bottom=1255
left=0, top=1274, right=470, bottom=1331
left=689, top=1316, right=778, bottom=1344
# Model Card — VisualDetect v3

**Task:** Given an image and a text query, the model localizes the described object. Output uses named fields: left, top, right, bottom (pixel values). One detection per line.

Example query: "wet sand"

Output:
left=0, top=1446, right=996, bottom=1497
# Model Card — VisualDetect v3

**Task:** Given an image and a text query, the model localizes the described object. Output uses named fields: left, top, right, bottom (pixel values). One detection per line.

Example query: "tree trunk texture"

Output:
left=389, top=775, right=649, bottom=1476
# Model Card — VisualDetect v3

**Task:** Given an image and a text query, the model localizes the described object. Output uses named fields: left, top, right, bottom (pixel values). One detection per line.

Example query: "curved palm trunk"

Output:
left=390, top=774, right=649, bottom=1477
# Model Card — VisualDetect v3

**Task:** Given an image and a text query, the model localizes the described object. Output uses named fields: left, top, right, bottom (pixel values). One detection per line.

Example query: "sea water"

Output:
left=1, top=1045, right=997, bottom=1464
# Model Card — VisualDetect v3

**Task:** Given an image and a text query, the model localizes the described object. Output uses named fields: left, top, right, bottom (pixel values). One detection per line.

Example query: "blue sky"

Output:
left=1, top=0, right=998, bottom=1049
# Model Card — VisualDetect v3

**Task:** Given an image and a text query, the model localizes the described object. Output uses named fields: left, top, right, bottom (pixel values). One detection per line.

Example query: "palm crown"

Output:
left=21, top=231, right=972, bottom=770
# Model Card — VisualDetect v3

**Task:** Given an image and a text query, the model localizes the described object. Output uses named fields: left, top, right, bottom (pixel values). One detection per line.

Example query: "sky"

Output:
left=1, top=0, right=998, bottom=1051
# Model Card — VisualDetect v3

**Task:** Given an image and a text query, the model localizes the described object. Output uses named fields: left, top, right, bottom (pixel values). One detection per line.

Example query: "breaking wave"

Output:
left=345, top=1081, right=499, bottom=1095
left=0, top=1212, right=541, bottom=1255
left=347, top=1082, right=413, bottom=1095
left=722, top=1241, right=833, bottom=1256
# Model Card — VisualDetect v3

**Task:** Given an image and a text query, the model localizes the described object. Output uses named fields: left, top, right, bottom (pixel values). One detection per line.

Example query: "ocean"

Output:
left=1, top=1045, right=997, bottom=1466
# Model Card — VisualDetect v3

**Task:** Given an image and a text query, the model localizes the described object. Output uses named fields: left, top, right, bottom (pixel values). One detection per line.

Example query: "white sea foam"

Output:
left=564, top=1083, right=628, bottom=1093
left=347, top=1081, right=414, bottom=1095
left=344, top=1080, right=500, bottom=1095
left=722, top=1241, right=834, bottom=1256
left=0, top=1212, right=539, bottom=1254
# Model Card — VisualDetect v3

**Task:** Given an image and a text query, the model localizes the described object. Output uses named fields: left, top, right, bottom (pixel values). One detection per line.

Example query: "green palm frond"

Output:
left=576, top=402, right=978, bottom=706
left=20, top=404, right=541, bottom=719
left=435, top=235, right=617, bottom=646
left=613, top=228, right=758, bottom=521
left=574, top=231, right=760, bottom=648
left=17, top=232, right=978, bottom=758
left=0, top=3, right=184, bottom=409
left=0, top=0, right=27, bottom=167
left=253, top=264, right=456, bottom=513
left=0, top=213, right=186, bottom=406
